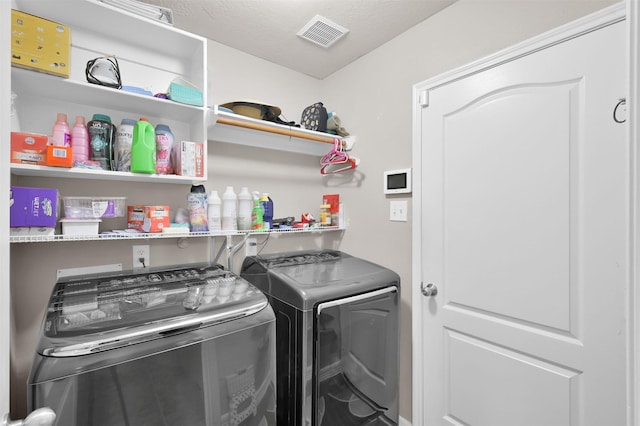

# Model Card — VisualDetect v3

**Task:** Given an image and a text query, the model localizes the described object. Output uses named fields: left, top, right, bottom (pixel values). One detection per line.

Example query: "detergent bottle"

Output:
left=221, top=186, right=238, bottom=231
left=115, top=118, right=136, bottom=172
left=70, top=115, right=89, bottom=162
left=237, top=187, right=252, bottom=231
left=130, top=117, right=156, bottom=174
left=251, top=191, right=264, bottom=230
left=187, top=184, right=208, bottom=232
left=52, top=112, right=70, bottom=147
left=207, top=190, right=222, bottom=231
left=88, top=114, right=116, bottom=170
left=260, top=193, right=273, bottom=230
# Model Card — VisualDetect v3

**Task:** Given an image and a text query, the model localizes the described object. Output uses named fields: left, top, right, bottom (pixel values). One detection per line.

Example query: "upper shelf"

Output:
left=11, top=68, right=204, bottom=123
left=207, top=106, right=341, bottom=157
left=10, top=163, right=206, bottom=185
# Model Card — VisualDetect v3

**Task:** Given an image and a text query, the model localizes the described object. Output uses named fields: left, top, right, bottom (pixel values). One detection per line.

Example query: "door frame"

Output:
left=411, top=3, right=636, bottom=424
left=2, top=0, right=12, bottom=418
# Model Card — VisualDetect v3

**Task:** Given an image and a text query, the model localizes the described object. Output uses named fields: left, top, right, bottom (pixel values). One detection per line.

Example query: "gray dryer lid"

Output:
left=37, top=263, right=269, bottom=357
left=240, top=250, right=400, bottom=309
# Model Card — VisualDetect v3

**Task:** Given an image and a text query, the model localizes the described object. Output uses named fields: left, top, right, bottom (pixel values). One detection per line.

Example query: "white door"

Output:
left=413, top=8, right=629, bottom=426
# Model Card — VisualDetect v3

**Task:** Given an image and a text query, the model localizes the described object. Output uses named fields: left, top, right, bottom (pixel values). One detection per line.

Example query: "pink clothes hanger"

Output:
left=320, top=156, right=360, bottom=174
left=320, top=138, right=348, bottom=166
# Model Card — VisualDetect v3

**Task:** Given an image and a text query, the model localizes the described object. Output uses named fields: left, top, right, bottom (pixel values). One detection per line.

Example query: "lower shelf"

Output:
left=9, top=226, right=345, bottom=243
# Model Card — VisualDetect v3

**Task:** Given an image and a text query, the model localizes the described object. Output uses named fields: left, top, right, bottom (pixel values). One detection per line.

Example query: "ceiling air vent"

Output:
left=297, top=15, right=349, bottom=48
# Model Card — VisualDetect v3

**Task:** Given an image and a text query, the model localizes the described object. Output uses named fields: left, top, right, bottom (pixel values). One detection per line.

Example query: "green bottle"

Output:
left=130, top=117, right=156, bottom=174
left=251, top=191, right=264, bottom=230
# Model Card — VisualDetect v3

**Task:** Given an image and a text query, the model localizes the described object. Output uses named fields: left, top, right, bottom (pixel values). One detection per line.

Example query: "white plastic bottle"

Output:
left=207, top=190, right=222, bottom=231
left=70, top=115, right=89, bottom=162
left=237, top=187, right=252, bottom=231
left=221, top=186, right=238, bottom=231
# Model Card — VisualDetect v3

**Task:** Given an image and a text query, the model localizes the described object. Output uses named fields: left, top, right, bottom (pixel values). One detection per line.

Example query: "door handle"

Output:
left=2, top=407, right=56, bottom=426
left=421, top=282, right=438, bottom=297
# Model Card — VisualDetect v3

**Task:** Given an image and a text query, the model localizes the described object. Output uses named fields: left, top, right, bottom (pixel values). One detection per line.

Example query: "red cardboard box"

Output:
left=11, top=132, right=49, bottom=165
left=323, top=194, right=340, bottom=213
left=127, top=205, right=170, bottom=233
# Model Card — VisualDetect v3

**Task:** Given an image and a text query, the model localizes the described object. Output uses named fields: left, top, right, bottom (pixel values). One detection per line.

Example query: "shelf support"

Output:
left=215, top=116, right=336, bottom=144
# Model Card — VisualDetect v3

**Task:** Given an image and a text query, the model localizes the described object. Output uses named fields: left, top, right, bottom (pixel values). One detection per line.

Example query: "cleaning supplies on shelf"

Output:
left=222, top=186, right=238, bottom=231
left=70, top=116, right=89, bottom=163
left=154, top=124, right=174, bottom=175
left=237, top=187, right=252, bottom=231
left=52, top=113, right=70, bottom=147
left=251, top=191, right=264, bottom=230
left=207, top=190, right=222, bottom=231
left=188, top=184, right=208, bottom=232
left=88, top=114, right=117, bottom=171
left=130, top=117, right=156, bottom=174
left=115, top=118, right=136, bottom=172
left=260, top=193, right=273, bottom=230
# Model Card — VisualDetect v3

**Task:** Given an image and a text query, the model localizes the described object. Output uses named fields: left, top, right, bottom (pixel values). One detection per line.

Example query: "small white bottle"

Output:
left=221, top=186, right=238, bottom=231
left=237, top=187, right=252, bottom=231
left=207, top=190, right=222, bottom=231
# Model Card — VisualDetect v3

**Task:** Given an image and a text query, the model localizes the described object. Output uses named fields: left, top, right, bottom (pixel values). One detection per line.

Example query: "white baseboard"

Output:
left=400, top=416, right=411, bottom=426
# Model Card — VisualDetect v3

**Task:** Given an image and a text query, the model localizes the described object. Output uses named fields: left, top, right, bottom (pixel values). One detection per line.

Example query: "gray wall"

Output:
left=10, top=0, right=616, bottom=421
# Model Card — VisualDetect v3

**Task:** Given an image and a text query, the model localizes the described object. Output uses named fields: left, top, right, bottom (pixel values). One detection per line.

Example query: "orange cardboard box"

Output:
left=127, top=205, right=170, bottom=233
left=11, top=132, right=48, bottom=165
left=46, top=145, right=72, bottom=168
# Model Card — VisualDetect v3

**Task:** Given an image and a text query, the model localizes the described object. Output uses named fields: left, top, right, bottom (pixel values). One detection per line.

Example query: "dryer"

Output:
left=240, top=250, right=400, bottom=426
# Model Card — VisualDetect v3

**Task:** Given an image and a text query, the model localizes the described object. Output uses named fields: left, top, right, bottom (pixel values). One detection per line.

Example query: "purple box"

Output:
left=10, top=186, right=59, bottom=227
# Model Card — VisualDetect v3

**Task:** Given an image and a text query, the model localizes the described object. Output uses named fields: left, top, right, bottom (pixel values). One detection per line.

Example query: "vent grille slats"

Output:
left=297, top=15, right=349, bottom=48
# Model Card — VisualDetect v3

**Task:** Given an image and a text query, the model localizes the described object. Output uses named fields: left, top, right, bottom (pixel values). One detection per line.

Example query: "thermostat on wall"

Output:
left=384, top=168, right=412, bottom=194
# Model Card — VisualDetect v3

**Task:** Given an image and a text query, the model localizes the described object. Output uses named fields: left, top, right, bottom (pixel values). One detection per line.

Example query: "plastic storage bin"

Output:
left=60, top=219, right=101, bottom=236
left=63, top=197, right=126, bottom=219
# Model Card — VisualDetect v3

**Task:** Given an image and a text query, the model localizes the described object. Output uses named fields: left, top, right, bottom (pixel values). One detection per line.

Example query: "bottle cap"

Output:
left=92, top=113, right=112, bottom=122
left=57, top=113, right=68, bottom=122
left=74, top=115, right=85, bottom=124
left=191, top=184, right=206, bottom=193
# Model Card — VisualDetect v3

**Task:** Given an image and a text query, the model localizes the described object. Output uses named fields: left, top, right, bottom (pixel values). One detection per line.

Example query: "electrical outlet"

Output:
left=245, top=238, right=258, bottom=256
left=132, top=244, right=150, bottom=270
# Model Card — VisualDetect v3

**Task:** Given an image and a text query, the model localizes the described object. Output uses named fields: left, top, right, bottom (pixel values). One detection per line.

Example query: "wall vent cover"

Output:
left=297, top=15, right=349, bottom=48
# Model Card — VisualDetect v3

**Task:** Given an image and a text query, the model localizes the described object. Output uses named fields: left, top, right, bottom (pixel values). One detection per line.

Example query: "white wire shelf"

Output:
left=9, top=226, right=345, bottom=244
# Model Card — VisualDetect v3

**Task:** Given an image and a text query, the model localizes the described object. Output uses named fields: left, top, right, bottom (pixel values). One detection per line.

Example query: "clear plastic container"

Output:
left=62, top=197, right=127, bottom=219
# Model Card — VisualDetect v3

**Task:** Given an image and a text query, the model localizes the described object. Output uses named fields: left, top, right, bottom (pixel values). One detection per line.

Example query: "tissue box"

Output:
left=127, top=205, right=170, bottom=233
left=11, top=9, right=71, bottom=78
left=11, top=132, right=49, bottom=165
left=10, top=186, right=59, bottom=227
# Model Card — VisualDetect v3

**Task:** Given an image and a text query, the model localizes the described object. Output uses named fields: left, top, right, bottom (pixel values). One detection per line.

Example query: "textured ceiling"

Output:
left=139, top=0, right=456, bottom=79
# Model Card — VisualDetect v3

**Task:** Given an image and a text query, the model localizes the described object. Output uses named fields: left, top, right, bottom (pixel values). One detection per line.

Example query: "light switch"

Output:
left=390, top=200, right=408, bottom=222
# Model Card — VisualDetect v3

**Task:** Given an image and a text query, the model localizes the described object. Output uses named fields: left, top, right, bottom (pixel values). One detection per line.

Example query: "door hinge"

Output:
left=419, top=90, right=429, bottom=107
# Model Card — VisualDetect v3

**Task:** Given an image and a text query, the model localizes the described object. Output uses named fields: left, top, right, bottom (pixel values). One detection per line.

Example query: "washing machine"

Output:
left=28, top=263, right=276, bottom=426
left=240, top=250, right=400, bottom=426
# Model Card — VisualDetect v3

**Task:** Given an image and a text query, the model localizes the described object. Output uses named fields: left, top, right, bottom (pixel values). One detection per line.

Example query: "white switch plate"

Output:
left=390, top=200, right=408, bottom=222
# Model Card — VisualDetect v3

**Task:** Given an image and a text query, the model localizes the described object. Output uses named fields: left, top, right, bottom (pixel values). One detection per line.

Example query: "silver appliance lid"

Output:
left=38, top=263, right=268, bottom=357
left=240, top=250, right=400, bottom=309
